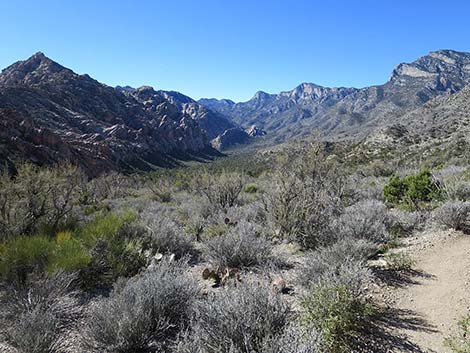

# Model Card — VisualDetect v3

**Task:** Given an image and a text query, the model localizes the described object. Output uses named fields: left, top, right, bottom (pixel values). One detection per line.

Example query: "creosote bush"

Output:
left=202, top=221, right=274, bottom=269
left=146, top=176, right=173, bottom=202
left=0, top=272, right=81, bottom=353
left=267, top=142, right=346, bottom=249
left=0, top=163, right=86, bottom=240
left=81, top=258, right=199, bottom=353
left=195, top=170, right=245, bottom=209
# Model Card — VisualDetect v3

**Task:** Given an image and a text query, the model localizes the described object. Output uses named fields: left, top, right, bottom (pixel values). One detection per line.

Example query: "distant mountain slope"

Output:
left=118, top=86, right=250, bottom=147
left=365, top=86, right=470, bottom=151
left=0, top=53, right=215, bottom=175
left=199, top=50, right=470, bottom=142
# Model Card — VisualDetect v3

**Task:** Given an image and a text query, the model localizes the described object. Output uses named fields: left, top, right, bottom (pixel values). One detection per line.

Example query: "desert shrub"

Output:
left=78, top=210, right=136, bottom=245
left=195, top=170, right=245, bottom=209
left=77, top=211, right=146, bottom=286
left=0, top=163, right=86, bottom=240
left=222, top=201, right=269, bottom=228
left=384, top=252, right=416, bottom=271
left=335, top=200, right=391, bottom=244
left=81, top=259, right=199, bottom=353
left=47, top=233, right=91, bottom=273
left=78, top=171, right=134, bottom=205
left=202, top=223, right=230, bottom=240
left=176, top=194, right=214, bottom=241
left=267, top=142, right=346, bottom=249
left=384, top=169, right=443, bottom=209
left=0, top=235, right=54, bottom=283
left=354, top=183, right=385, bottom=202
left=244, top=183, right=259, bottom=194
left=297, top=238, right=374, bottom=293
left=262, top=324, right=323, bottom=353
left=445, top=181, right=470, bottom=201
left=142, top=215, right=194, bottom=258
left=434, top=201, right=470, bottom=232
left=146, top=176, right=173, bottom=202
left=184, top=282, right=290, bottom=353
left=388, top=210, right=426, bottom=236
left=445, top=315, right=470, bottom=353
left=0, top=272, right=81, bottom=353
left=202, top=221, right=273, bottom=269
left=0, top=210, right=145, bottom=287
left=383, top=175, right=407, bottom=205
left=300, top=284, right=375, bottom=353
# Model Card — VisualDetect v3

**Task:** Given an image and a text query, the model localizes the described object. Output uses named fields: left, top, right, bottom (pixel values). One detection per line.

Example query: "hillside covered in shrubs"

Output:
left=0, top=140, right=469, bottom=353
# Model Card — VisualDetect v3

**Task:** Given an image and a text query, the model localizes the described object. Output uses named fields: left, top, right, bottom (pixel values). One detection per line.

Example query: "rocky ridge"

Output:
left=200, top=50, right=470, bottom=142
left=0, top=53, right=246, bottom=174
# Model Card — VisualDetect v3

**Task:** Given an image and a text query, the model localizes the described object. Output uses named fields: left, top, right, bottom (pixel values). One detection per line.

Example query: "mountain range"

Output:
left=199, top=49, right=470, bottom=142
left=0, top=53, right=252, bottom=175
left=1, top=49, right=470, bottom=174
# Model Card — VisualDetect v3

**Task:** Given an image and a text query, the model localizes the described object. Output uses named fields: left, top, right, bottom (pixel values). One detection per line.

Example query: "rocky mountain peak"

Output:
left=252, top=90, right=272, bottom=101
left=389, top=49, right=470, bottom=87
left=0, top=52, right=71, bottom=87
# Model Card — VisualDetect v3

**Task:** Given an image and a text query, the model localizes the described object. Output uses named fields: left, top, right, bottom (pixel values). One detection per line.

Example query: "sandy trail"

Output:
left=388, top=231, right=470, bottom=352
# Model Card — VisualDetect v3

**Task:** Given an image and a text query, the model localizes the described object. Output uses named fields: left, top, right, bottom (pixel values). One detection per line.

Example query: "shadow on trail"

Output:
left=371, top=267, right=435, bottom=289
left=356, top=307, right=438, bottom=353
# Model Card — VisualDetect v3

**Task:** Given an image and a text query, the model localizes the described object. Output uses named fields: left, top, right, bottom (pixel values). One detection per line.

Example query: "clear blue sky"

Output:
left=1, top=0, right=470, bottom=102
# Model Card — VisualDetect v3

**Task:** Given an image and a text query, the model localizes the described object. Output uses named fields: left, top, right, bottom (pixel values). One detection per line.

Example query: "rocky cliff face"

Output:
left=0, top=53, right=214, bottom=175
left=119, top=86, right=252, bottom=150
left=199, top=50, right=470, bottom=142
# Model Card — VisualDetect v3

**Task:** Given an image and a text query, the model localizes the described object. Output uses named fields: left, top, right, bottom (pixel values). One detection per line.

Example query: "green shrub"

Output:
left=0, top=211, right=144, bottom=287
left=384, top=169, right=443, bottom=209
left=47, top=235, right=91, bottom=273
left=0, top=235, right=54, bottom=283
left=445, top=316, right=470, bottom=353
left=301, top=284, right=375, bottom=353
left=383, top=175, right=407, bottom=205
left=78, top=211, right=137, bottom=247
left=384, top=252, right=416, bottom=271
left=78, top=213, right=146, bottom=284
left=244, top=183, right=259, bottom=194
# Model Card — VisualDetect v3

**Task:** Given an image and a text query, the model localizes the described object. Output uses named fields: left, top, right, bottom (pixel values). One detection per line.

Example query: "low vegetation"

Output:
left=300, top=284, right=375, bottom=353
left=81, top=259, right=199, bottom=352
left=0, top=140, right=466, bottom=352
left=384, top=169, right=443, bottom=210
left=445, top=315, right=470, bottom=353
left=178, top=283, right=290, bottom=353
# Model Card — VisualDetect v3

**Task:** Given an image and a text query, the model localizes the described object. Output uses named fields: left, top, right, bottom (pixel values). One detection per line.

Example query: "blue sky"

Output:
left=1, top=0, right=470, bottom=102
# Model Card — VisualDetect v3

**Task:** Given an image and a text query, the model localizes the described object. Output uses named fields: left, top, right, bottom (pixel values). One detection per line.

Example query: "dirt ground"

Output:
left=374, top=229, right=470, bottom=353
